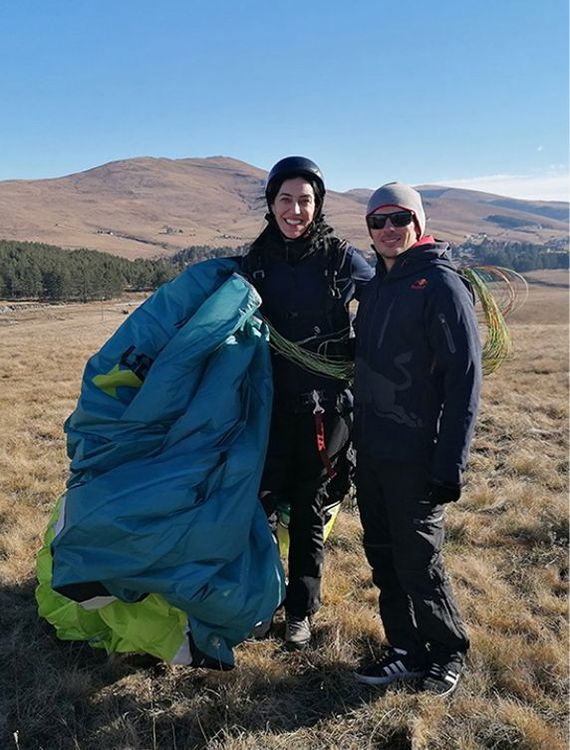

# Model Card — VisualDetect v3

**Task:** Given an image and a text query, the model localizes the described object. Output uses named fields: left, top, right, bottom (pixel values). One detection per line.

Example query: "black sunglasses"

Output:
left=366, top=210, right=414, bottom=230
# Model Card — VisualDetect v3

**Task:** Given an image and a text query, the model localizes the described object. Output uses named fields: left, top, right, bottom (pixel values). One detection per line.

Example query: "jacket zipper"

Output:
left=376, top=297, right=396, bottom=351
left=365, top=274, right=386, bottom=358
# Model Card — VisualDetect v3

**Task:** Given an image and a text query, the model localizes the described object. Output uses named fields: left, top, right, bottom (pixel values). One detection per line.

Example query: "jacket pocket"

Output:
left=438, top=313, right=456, bottom=354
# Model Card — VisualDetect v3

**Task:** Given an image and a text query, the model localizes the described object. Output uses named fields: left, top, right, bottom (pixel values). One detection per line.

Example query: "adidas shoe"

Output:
left=421, top=659, right=463, bottom=697
left=354, top=647, right=425, bottom=686
left=284, top=615, right=311, bottom=650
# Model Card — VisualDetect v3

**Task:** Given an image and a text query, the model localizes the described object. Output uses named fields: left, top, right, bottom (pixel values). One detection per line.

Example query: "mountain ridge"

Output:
left=0, top=156, right=567, bottom=259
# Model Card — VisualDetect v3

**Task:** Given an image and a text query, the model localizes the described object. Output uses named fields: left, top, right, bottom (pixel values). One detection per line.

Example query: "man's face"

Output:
left=271, top=177, right=316, bottom=239
left=368, top=205, right=419, bottom=264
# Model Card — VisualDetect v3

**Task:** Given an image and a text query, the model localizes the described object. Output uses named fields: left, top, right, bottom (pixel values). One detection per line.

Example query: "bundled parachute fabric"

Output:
left=36, top=258, right=286, bottom=669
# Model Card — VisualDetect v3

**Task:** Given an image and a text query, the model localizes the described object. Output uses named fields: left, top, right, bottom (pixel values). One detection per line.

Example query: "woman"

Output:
left=241, top=156, right=373, bottom=649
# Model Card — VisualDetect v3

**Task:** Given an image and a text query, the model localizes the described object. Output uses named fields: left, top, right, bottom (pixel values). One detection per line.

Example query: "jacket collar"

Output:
left=374, top=237, right=455, bottom=279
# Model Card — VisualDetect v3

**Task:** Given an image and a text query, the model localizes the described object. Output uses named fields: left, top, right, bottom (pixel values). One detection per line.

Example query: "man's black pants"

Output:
left=355, top=454, right=469, bottom=661
left=261, top=393, right=351, bottom=618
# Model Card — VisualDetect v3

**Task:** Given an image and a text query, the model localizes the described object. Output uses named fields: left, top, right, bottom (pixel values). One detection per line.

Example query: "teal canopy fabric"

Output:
left=38, top=259, right=285, bottom=668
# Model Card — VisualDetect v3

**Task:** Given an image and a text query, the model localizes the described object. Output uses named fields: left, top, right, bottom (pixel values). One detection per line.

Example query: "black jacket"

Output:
left=353, top=240, right=482, bottom=485
left=240, top=230, right=373, bottom=403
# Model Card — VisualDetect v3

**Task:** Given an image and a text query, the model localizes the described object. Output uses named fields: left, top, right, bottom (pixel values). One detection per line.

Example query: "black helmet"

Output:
left=265, top=156, right=325, bottom=207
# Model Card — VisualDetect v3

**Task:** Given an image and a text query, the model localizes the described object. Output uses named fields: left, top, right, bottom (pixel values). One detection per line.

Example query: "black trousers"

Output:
left=355, top=454, right=469, bottom=661
left=261, top=393, right=351, bottom=618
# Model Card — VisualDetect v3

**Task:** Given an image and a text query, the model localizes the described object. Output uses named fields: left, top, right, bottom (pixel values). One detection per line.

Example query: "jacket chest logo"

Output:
left=411, top=278, right=428, bottom=290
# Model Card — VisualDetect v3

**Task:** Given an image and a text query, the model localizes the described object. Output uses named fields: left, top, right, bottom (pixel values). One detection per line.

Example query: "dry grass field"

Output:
left=0, top=270, right=568, bottom=750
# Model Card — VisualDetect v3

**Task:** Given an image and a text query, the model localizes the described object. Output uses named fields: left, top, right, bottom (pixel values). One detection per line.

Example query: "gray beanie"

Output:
left=366, top=182, right=426, bottom=238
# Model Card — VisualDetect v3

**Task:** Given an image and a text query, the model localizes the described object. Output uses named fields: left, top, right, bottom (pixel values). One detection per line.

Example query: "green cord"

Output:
left=261, top=265, right=526, bottom=381
left=263, top=318, right=354, bottom=381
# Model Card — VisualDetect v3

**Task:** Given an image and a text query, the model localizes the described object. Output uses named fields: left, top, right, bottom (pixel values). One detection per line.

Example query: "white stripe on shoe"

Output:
left=422, top=664, right=462, bottom=696
left=355, top=656, right=425, bottom=685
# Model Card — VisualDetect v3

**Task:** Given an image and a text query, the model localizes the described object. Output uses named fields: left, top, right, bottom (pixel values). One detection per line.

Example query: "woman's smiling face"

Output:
left=271, top=177, right=316, bottom=239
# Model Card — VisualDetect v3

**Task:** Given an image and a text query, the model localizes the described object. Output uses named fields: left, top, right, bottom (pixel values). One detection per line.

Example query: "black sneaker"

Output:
left=421, top=659, right=463, bottom=697
left=354, top=647, right=425, bottom=686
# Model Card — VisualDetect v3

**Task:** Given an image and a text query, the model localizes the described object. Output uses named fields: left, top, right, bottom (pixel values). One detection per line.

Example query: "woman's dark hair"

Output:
left=265, top=174, right=325, bottom=217
left=264, top=156, right=325, bottom=216
left=246, top=156, right=334, bottom=258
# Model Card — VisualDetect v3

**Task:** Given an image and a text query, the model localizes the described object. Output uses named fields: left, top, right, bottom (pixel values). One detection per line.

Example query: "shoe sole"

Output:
left=285, top=640, right=311, bottom=652
left=353, top=670, right=424, bottom=686
left=421, top=679, right=460, bottom=697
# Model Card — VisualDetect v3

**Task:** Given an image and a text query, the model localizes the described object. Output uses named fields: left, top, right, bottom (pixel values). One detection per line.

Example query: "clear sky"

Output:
left=0, top=0, right=568, bottom=201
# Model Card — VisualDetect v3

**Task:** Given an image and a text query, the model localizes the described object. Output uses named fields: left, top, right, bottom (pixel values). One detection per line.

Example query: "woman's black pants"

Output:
left=260, top=393, right=351, bottom=618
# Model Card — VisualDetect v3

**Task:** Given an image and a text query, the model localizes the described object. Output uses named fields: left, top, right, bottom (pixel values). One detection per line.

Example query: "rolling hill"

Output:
left=0, top=156, right=567, bottom=259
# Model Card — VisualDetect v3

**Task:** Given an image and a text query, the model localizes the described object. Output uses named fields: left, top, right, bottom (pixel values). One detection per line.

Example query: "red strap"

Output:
left=314, top=411, right=337, bottom=479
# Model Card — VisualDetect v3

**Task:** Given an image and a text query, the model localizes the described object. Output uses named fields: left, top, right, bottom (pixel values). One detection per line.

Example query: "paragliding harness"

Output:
left=239, top=238, right=348, bottom=306
left=239, top=242, right=352, bottom=480
left=309, top=389, right=337, bottom=480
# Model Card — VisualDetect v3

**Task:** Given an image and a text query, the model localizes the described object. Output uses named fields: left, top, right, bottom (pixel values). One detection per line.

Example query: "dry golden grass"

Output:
left=1, top=272, right=568, bottom=749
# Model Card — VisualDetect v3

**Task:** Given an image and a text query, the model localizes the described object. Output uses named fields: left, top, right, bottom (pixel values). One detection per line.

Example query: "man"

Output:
left=352, top=182, right=481, bottom=696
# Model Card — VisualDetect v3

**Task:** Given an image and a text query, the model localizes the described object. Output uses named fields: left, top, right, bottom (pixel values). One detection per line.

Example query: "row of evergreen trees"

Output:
left=0, top=237, right=567, bottom=303
left=169, top=244, right=244, bottom=265
left=456, top=240, right=569, bottom=272
left=0, top=240, right=177, bottom=301
left=0, top=240, right=250, bottom=302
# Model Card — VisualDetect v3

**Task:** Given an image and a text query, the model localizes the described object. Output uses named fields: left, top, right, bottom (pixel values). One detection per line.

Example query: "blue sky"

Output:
left=0, top=0, right=568, bottom=200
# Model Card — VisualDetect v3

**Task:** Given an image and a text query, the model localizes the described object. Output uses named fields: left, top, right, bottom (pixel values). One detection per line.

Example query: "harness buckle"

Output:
left=310, top=389, right=325, bottom=415
left=299, top=389, right=326, bottom=408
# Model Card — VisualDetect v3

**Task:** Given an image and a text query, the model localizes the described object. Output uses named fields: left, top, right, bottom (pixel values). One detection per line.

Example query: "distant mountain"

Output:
left=0, top=157, right=567, bottom=259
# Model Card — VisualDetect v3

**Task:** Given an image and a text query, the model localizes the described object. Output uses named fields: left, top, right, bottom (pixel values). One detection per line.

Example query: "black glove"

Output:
left=424, top=479, right=461, bottom=505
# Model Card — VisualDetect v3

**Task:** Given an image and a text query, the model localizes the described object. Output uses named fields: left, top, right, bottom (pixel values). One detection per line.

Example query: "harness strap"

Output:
left=311, top=390, right=337, bottom=479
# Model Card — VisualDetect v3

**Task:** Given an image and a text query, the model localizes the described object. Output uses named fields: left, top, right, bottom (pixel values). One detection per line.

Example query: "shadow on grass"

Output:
left=0, top=578, right=412, bottom=750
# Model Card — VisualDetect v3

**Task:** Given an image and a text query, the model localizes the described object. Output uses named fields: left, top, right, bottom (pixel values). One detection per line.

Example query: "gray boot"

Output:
left=285, top=615, right=311, bottom=650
